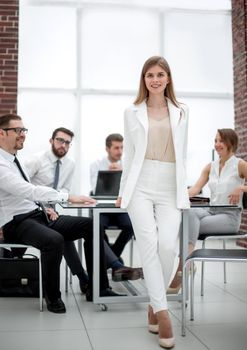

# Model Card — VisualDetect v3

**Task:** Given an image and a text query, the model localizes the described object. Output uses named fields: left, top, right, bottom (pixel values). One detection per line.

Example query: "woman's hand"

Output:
left=228, top=187, right=243, bottom=205
left=115, top=197, right=122, bottom=207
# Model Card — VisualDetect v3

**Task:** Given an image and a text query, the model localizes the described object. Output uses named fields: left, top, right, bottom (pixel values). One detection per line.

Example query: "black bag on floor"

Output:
left=0, top=254, right=40, bottom=297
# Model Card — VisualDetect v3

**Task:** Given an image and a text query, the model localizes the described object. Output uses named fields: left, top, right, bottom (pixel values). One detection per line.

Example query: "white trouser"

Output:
left=127, top=160, right=181, bottom=313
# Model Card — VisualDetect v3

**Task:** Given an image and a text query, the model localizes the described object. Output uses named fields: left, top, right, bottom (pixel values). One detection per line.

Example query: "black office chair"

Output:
left=198, top=192, right=247, bottom=296
left=182, top=246, right=247, bottom=336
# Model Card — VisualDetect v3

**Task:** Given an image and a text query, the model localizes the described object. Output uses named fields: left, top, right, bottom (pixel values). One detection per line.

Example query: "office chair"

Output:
left=198, top=192, right=247, bottom=296
left=182, top=246, right=247, bottom=336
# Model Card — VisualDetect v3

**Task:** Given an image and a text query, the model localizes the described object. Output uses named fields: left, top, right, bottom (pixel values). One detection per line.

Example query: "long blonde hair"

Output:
left=134, top=56, right=179, bottom=107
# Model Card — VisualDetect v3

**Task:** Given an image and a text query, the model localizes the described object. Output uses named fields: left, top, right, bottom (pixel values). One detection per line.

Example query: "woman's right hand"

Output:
left=228, top=186, right=243, bottom=205
left=115, top=197, right=122, bottom=207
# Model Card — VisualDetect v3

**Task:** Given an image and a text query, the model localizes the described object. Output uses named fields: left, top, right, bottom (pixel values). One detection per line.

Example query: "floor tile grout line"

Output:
left=70, top=285, right=95, bottom=350
left=169, top=309, right=212, bottom=350
left=195, top=276, right=247, bottom=305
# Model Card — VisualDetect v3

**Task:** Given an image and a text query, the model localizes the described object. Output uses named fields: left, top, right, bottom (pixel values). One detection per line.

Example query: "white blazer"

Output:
left=119, top=99, right=190, bottom=209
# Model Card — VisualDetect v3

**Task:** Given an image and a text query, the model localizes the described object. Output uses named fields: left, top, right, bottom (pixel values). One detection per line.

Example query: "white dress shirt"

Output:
left=208, top=155, right=245, bottom=205
left=0, top=148, right=69, bottom=227
left=24, top=149, right=75, bottom=193
left=90, top=156, right=122, bottom=193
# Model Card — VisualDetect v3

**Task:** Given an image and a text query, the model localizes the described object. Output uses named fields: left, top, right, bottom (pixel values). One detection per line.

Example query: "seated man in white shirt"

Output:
left=0, top=115, right=124, bottom=312
left=25, top=128, right=142, bottom=288
left=24, top=127, right=90, bottom=294
left=90, top=133, right=135, bottom=261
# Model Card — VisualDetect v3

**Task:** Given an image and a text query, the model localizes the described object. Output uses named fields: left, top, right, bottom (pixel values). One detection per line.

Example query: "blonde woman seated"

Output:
left=168, top=128, right=247, bottom=293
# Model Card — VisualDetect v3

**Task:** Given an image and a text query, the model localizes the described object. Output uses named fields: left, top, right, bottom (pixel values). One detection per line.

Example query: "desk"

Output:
left=60, top=202, right=189, bottom=308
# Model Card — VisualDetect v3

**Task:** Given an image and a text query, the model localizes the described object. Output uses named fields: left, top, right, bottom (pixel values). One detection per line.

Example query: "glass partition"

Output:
left=19, top=5, right=76, bottom=88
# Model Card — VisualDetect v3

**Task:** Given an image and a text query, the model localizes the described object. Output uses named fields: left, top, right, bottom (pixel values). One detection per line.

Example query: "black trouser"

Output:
left=101, top=213, right=134, bottom=257
left=3, top=211, right=109, bottom=301
left=64, top=241, right=85, bottom=276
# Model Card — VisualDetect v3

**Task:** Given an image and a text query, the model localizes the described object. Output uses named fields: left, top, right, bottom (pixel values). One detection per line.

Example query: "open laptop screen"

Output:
left=94, top=170, right=122, bottom=198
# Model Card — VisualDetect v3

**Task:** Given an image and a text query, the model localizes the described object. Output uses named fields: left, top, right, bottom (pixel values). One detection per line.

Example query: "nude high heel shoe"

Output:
left=167, top=265, right=197, bottom=294
left=157, top=310, right=175, bottom=349
left=158, top=337, right=175, bottom=349
left=148, top=323, right=159, bottom=334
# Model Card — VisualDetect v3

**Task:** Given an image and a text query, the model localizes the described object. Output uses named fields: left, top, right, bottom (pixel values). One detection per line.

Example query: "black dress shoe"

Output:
left=46, top=298, right=66, bottom=313
left=79, top=280, right=89, bottom=294
left=86, top=288, right=127, bottom=302
left=112, top=266, right=143, bottom=282
left=118, top=256, right=124, bottom=265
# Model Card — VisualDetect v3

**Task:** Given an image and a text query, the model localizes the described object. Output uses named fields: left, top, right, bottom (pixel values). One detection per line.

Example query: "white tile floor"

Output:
left=1, top=239, right=247, bottom=350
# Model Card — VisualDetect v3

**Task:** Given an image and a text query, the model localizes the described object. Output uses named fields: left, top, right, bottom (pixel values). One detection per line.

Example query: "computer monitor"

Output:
left=94, top=170, right=122, bottom=198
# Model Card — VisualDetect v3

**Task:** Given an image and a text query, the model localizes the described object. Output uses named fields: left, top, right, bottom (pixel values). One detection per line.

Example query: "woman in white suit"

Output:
left=116, top=56, right=190, bottom=349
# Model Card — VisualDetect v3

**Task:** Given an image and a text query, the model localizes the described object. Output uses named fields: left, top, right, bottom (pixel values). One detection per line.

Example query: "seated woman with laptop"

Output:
left=168, top=128, right=247, bottom=293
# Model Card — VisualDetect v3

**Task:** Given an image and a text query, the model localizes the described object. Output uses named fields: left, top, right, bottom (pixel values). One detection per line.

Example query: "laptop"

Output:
left=190, top=196, right=210, bottom=207
left=93, top=170, right=122, bottom=200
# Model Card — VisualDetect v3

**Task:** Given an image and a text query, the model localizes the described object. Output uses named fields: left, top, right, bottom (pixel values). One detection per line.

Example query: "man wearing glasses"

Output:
left=0, top=114, right=123, bottom=313
left=24, top=127, right=90, bottom=295
left=26, top=127, right=75, bottom=194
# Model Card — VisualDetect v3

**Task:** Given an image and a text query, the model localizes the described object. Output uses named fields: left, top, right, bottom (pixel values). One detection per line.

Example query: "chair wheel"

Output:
left=99, top=303, right=108, bottom=311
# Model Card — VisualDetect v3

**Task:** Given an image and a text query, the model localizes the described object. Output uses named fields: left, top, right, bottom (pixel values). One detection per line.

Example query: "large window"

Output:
left=18, top=0, right=233, bottom=193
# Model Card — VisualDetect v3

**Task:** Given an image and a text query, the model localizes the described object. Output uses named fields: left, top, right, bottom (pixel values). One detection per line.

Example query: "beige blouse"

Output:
left=145, top=117, right=175, bottom=162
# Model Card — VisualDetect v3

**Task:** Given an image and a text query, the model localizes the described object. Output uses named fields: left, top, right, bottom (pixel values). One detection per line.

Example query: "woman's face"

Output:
left=144, top=65, right=169, bottom=96
left=214, top=132, right=231, bottom=157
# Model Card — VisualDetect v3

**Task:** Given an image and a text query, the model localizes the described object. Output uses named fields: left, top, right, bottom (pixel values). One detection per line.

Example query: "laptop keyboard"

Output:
left=95, top=203, right=116, bottom=208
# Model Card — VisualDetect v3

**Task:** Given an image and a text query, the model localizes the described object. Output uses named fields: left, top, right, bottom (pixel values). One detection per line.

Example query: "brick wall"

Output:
left=232, top=0, right=247, bottom=231
left=0, top=0, right=19, bottom=115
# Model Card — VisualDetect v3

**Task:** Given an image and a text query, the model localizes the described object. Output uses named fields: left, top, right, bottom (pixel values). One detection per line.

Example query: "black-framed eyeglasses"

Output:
left=2, top=127, right=28, bottom=135
left=55, top=137, right=71, bottom=146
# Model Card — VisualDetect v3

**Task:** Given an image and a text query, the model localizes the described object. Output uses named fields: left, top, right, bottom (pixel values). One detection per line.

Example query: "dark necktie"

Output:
left=53, top=159, right=61, bottom=190
left=50, top=159, right=61, bottom=210
left=14, top=157, right=29, bottom=182
left=14, top=156, right=50, bottom=223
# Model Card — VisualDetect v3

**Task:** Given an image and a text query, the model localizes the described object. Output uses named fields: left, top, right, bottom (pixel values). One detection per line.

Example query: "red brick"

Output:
left=0, top=0, right=18, bottom=4
left=236, top=238, right=247, bottom=248
left=1, top=75, right=17, bottom=81
left=0, top=10, right=16, bottom=16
